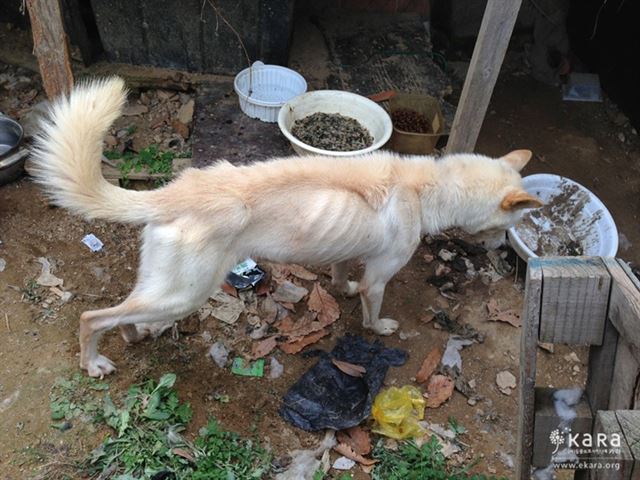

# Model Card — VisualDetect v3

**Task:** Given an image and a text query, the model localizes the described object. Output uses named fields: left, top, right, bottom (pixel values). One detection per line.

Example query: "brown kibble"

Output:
left=391, top=108, right=432, bottom=134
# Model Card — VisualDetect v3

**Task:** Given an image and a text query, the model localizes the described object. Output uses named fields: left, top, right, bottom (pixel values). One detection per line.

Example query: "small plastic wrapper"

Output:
left=371, top=385, right=426, bottom=439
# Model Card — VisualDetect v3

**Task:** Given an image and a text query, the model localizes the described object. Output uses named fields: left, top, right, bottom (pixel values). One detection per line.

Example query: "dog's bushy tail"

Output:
left=31, top=77, right=158, bottom=224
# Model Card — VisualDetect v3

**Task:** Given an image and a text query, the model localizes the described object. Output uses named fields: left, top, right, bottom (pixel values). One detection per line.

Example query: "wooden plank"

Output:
left=618, top=259, right=640, bottom=291
left=586, top=317, right=620, bottom=413
left=591, top=411, right=634, bottom=480
left=446, top=0, right=522, bottom=153
left=532, top=387, right=592, bottom=467
left=609, top=338, right=640, bottom=411
left=516, top=258, right=543, bottom=480
left=538, top=257, right=611, bottom=345
left=616, top=411, right=640, bottom=466
left=604, top=259, right=640, bottom=363
left=26, top=0, right=74, bottom=99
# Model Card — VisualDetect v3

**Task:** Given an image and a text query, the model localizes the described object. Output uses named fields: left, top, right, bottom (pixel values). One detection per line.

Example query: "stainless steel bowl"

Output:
left=0, top=115, right=26, bottom=185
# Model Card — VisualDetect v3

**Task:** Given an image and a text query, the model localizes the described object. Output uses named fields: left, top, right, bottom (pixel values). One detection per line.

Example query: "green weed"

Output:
left=84, top=373, right=270, bottom=479
left=447, top=416, right=467, bottom=437
left=21, top=279, right=43, bottom=304
left=372, top=437, right=505, bottom=480
left=105, top=145, right=175, bottom=187
left=49, top=373, right=109, bottom=425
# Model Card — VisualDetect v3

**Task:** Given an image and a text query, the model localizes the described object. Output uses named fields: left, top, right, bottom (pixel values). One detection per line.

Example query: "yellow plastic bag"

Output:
left=371, top=385, right=426, bottom=439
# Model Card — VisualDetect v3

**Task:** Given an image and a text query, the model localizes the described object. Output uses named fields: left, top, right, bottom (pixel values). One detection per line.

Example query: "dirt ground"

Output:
left=2, top=21, right=640, bottom=480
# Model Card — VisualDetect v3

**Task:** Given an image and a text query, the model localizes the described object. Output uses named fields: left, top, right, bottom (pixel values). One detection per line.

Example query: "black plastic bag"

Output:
left=279, top=335, right=407, bottom=431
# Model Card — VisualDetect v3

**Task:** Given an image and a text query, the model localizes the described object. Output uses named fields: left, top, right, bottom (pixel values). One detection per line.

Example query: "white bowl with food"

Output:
left=507, top=174, right=618, bottom=260
left=277, top=90, right=393, bottom=156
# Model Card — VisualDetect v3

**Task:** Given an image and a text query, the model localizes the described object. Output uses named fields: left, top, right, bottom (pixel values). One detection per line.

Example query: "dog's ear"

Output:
left=500, top=191, right=544, bottom=211
left=501, top=149, right=533, bottom=172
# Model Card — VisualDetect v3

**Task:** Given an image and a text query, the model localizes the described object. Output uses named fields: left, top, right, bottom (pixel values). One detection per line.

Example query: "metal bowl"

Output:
left=0, top=115, right=26, bottom=185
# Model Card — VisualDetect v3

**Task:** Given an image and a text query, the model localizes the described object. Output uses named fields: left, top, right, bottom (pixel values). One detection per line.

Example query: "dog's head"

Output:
left=433, top=149, right=543, bottom=247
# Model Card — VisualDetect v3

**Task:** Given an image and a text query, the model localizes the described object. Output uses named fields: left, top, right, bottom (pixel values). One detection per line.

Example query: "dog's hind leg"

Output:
left=331, top=261, right=359, bottom=297
left=79, top=224, right=239, bottom=377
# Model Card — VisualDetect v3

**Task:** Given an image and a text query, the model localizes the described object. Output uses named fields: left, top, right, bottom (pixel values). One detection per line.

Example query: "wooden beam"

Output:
left=516, top=258, right=543, bottom=480
left=586, top=318, right=619, bottom=412
left=446, top=0, right=522, bottom=153
left=26, top=0, right=74, bottom=99
left=603, top=259, right=640, bottom=364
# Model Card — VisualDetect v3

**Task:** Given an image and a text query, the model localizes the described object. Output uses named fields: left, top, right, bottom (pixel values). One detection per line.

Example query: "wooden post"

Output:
left=538, top=257, right=611, bottom=345
left=26, top=0, right=74, bottom=99
left=446, top=0, right=522, bottom=153
left=516, top=258, right=543, bottom=480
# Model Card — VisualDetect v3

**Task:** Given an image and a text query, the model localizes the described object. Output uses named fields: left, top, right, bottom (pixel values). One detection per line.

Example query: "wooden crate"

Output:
left=516, top=257, right=640, bottom=479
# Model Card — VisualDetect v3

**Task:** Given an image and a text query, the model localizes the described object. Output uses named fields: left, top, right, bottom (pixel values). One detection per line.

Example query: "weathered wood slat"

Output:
left=616, top=411, right=640, bottom=467
left=604, top=259, right=640, bottom=364
left=591, top=411, right=634, bottom=480
left=539, top=257, right=611, bottom=345
left=609, top=338, right=640, bottom=411
left=516, top=258, right=543, bottom=480
left=446, top=0, right=522, bottom=153
left=26, top=0, right=74, bottom=99
left=586, top=317, right=620, bottom=413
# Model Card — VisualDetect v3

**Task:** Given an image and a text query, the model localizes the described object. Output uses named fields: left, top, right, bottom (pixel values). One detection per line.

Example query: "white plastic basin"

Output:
left=234, top=61, right=307, bottom=123
left=507, top=174, right=618, bottom=260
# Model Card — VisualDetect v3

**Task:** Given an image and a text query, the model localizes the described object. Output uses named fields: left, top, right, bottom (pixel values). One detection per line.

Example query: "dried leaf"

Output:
left=172, top=448, right=195, bottom=462
left=255, top=271, right=271, bottom=296
left=269, top=263, right=291, bottom=283
left=486, top=299, right=521, bottom=327
left=287, top=264, right=318, bottom=281
left=260, top=295, right=278, bottom=324
left=280, top=302, right=295, bottom=311
left=416, top=347, right=442, bottom=384
left=279, top=312, right=322, bottom=341
left=221, top=282, right=238, bottom=297
left=275, top=316, right=297, bottom=334
left=272, top=281, right=308, bottom=304
left=361, top=464, right=375, bottom=474
left=332, top=359, right=366, bottom=378
left=333, top=442, right=377, bottom=466
left=280, top=329, right=329, bottom=354
left=251, top=336, right=278, bottom=359
left=425, top=374, right=454, bottom=408
left=336, top=426, right=372, bottom=456
left=307, top=282, right=340, bottom=326
left=538, top=342, right=555, bottom=353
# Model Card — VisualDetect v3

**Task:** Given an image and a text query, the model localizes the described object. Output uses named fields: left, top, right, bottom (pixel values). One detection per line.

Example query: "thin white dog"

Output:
left=31, top=78, right=542, bottom=377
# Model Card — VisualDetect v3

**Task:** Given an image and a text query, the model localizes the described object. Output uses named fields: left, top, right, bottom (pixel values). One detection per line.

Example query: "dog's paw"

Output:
left=345, top=281, right=360, bottom=297
left=83, top=355, right=116, bottom=378
left=371, top=318, right=399, bottom=336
